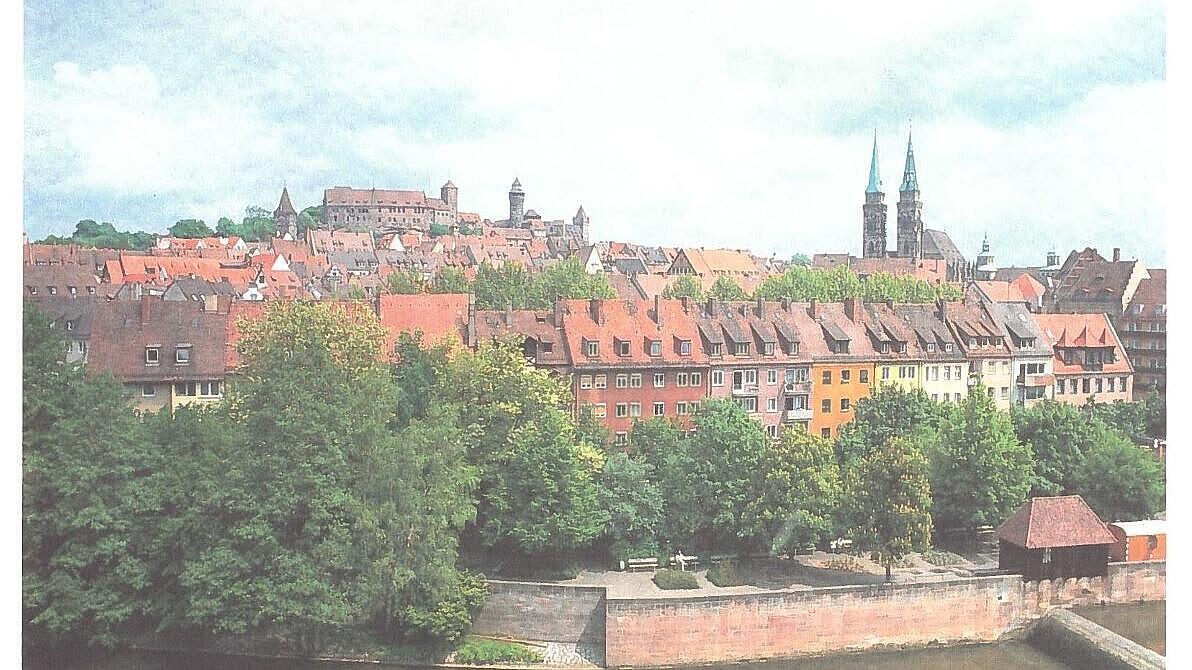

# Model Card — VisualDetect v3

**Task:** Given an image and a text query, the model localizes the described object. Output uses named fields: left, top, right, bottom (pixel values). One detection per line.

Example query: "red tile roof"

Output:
left=376, top=293, right=470, bottom=357
left=560, top=298, right=708, bottom=368
left=996, top=495, right=1115, bottom=549
left=89, top=297, right=230, bottom=383
left=1033, top=313, right=1132, bottom=375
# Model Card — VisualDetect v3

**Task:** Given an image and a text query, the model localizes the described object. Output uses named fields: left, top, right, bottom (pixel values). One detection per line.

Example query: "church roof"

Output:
left=900, top=131, right=919, bottom=192
left=275, top=187, right=297, bottom=216
left=866, top=130, right=882, bottom=194
left=510, top=177, right=524, bottom=192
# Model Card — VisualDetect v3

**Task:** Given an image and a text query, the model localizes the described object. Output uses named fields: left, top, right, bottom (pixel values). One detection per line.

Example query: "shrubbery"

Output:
left=705, top=561, right=747, bottom=587
left=653, top=569, right=699, bottom=590
left=453, top=637, right=543, bottom=665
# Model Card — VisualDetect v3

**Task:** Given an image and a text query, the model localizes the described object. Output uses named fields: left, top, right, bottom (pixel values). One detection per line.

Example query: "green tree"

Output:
left=169, top=218, right=215, bottom=238
left=598, top=452, right=664, bottom=560
left=23, top=303, right=155, bottom=648
left=1012, top=400, right=1101, bottom=496
left=789, top=253, right=811, bottom=266
left=835, top=386, right=947, bottom=470
left=298, top=206, right=323, bottom=235
left=661, top=275, right=705, bottom=301
left=36, top=219, right=156, bottom=250
left=839, top=435, right=934, bottom=582
left=709, top=275, right=749, bottom=301
left=386, top=270, right=427, bottom=295
left=928, top=391, right=1035, bottom=532
left=1071, top=437, right=1165, bottom=522
left=429, top=223, right=451, bottom=237
left=744, top=427, right=841, bottom=554
left=529, top=258, right=615, bottom=308
left=687, top=400, right=770, bottom=552
left=431, top=267, right=472, bottom=294
left=472, top=262, right=533, bottom=310
left=632, top=418, right=699, bottom=550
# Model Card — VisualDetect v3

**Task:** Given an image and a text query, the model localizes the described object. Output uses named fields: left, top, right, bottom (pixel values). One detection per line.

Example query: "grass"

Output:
left=653, top=569, right=700, bottom=590
left=706, top=561, right=748, bottom=587
left=453, top=637, right=543, bottom=665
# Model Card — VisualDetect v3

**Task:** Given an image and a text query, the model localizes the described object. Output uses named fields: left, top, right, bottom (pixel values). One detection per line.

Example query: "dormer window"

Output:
left=880, top=343, right=890, bottom=354
left=145, top=347, right=160, bottom=365
left=895, top=343, right=906, bottom=353
left=943, top=343, right=953, bottom=353
left=709, top=343, right=722, bottom=356
left=787, top=342, right=798, bottom=355
left=763, top=342, right=775, bottom=356
left=678, top=339, right=692, bottom=355
left=925, top=342, right=936, bottom=352
left=48, top=286, right=57, bottom=296
left=175, top=345, right=192, bottom=365
left=65, top=320, right=75, bottom=332
left=27, top=286, right=37, bottom=295
left=584, top=339, right=599, bottom=357
left=541, top=342, right=554, bottom=354
left=616, top=339, right=631, bottom=356
left=649, top=340, right=662, bottom=357
left=734, top=342, right=750, bottom=356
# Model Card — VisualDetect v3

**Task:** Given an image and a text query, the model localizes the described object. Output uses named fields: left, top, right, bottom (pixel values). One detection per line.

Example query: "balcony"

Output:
left=784, top=380, right=812, bottom=394
left=783, top=408, right=814, bottom=422
left=732, top=384, right=759, bottom=396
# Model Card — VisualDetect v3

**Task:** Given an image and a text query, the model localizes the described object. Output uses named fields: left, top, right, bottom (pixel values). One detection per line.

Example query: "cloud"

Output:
left=22, top=0, right=1166, bottom=267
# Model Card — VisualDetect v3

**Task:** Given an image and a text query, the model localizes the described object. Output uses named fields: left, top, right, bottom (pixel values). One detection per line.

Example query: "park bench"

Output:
left=622, top=558, right=660, bottom=572
left=669, top=554, right=701, bottom=571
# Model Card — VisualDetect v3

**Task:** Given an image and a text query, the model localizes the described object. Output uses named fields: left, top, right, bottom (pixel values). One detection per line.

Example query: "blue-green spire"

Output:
left=900, top=127, right=919, bottom=193
left=866, top=129, right=882, bottom=194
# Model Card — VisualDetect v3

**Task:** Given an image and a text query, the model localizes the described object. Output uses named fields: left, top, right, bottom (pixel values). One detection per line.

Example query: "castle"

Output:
left=499, top=177, right=590, bottom=241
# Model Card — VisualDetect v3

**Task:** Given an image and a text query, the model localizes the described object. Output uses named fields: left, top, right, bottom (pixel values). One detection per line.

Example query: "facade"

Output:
left=28, top=296, right=97, bottom=364
left=894, top=304, right=969, bottom=404
left=322, top=181, right=462, bottom=233
left=942, top=300, right=1013, bottom=409
left=1116, top=269, right=1165, bottom=400
left=996, top=495, right=1115, bottom=581
left=986, top=302, right=1055, bottom=406
left=806, top=301, right=877, bottom=440
left=1033, top=313, right=1133, bottom=405
left=88, top=296, right=230, bottom=412
left=23, top=264, right=101, bottom=299
left=1107, top=521, right=1166, bottom=562
left=508, top=178, right=526, bottom=228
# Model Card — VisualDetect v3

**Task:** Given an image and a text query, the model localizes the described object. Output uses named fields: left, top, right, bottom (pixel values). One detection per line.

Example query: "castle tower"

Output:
left=573, top=205, right=590, bottom=242
left=896, top=130, right=924, bottom=260
left=274, top=186, right=298, bottom=240
left=508, top=177, right=525, bottom=228
left=975, top=233, right=996, bottom=279
left=862, top=130, right=887, bottom=258
left=441, top=180, right=459, bottom=223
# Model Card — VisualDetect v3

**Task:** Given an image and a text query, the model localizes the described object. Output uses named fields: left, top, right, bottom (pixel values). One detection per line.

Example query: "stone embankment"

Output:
left=1030, top=608, right=1164, bottom=670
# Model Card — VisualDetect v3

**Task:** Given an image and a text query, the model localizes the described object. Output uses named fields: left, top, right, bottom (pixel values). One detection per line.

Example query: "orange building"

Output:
left=806, top=300, right=878, bottom=441
left=1108, top=521, right=1166, bottom=562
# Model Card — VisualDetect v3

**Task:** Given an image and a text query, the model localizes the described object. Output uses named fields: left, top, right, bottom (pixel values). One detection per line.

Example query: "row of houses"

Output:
left=59, top=292, right=1132, bottom=442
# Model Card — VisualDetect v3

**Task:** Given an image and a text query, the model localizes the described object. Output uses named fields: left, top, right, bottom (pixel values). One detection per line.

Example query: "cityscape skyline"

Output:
left=24, top=1, right=1167, bottom=266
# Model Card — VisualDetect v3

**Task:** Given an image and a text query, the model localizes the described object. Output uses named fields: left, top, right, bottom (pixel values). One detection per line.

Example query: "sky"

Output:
left=22, top=0, right=1167, bottom=267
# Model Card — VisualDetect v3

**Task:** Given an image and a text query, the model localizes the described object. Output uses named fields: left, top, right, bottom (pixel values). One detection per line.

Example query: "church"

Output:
left=858, top=130, right=971, bottom=282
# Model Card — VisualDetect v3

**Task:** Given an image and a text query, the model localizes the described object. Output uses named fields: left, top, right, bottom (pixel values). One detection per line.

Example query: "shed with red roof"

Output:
left=996, top=495, right=1115, bottom=580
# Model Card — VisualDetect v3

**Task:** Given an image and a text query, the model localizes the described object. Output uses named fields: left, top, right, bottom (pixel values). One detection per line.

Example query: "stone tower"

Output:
left=862, top=130, right=887, bottom=258
left=896, top=130, right=924, bottom=260
left=975, top=234, right=996, bottom=279
left=440, top=180, right=459, bottom=223
left=573, top=205, right=590, bottom=242
left=274, top=186, right=298, bottom=240
left=508, top=177, right=525, bottom=228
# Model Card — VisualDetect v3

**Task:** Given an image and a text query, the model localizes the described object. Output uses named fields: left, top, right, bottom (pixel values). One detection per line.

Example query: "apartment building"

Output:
left=1033, top=313, right=1133, bottom=405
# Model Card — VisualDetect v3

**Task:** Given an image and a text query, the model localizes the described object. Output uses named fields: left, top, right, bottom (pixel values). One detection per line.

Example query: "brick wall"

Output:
left=470, top=580, right=606, bottom=645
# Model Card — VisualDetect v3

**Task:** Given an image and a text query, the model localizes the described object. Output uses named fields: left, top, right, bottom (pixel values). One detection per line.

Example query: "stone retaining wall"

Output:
left=471, top=580, right=606, bottom=646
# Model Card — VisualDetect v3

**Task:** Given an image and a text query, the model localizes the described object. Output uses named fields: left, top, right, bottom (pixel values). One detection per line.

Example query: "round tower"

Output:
left=508, top=177, right=525, bottom=228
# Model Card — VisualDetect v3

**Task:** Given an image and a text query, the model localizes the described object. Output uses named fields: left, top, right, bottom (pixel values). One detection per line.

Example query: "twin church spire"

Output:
left=862, top=125, right=924, bottom=259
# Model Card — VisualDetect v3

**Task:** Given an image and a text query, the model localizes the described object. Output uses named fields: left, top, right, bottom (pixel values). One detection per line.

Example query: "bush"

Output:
left=824, top=555, right=864, bottom=572
left=706, top=561, right=747, bottom=587
left=396, top=571, right=490, bottom=644
left=453, top=637, right=543, bottom=665
left=921, top=549, right=966, bottom=566
left=653, top=569, right=699, bottom=590
left=497, top=558, right=581, bottom=582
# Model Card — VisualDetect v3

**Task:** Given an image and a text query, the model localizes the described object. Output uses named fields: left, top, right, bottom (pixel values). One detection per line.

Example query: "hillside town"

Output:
left=24, top=135, right=1167, bottom=444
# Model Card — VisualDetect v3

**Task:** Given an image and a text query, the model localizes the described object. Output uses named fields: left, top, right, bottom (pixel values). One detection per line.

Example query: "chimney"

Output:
left=139, top=294, right=156, bottom=325
left=937, top=298, right=947, bottom=322
left=504, top=300, right=513, bottom=326
left=808, top=298, right=819, bottom=319
left=844, top=297, right=860, bottom=322
left=706, top=297, right=717, bottom=315
left=216, top=294, right=232, bottom=314
left=1112, top=248, right=1121, bottom=262
left=755, top=297, right=764, bottom=318
left=654, top=294, right=663, bottom=328
left=781, top=297, right=790, bottom=312
left=680, top=296, right=690, bottom=312
left=201, top=294, right=218, bottom=312
left=553, top=297, right=564, bottom=327
left=589, top=298, right=605, bottom=325
left=467, top=294, right=477, bottom=347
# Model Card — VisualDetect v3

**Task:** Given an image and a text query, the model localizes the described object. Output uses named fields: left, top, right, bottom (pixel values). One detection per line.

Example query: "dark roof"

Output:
left=1052, top=259, right=1139, bottom=311
left=820, top=320, right=850, bottom=342
left=275, top=186, right=297, bottom=216
left=996, top=495, right=1115, bottom=549
left=27, top=296, right=99, bottom=337
left=88, top=298, right=230, bottom=382
left=994, top=266, right=1046, bottom=284
left=922, top=229, right=966, bottom=264
left=23, top=264, right=101, bottom=296
left=1127, top=269, right=1166, bottom=316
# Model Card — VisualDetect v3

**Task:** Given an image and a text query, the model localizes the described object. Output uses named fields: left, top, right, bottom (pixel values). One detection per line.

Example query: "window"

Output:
left=711, top=370, right=724, bottom=386
left=882, top=366, right=890, bottom=380
left=27, top=286, right=36, bottom=296
left=585, top=340, right=599, bottom=357
left=767, top=397, right=778, bottom=412
left=649, top=340, right=662, bottom=357
left=654, top=373, right=665, bottom=387
left=594, top=374, right=607, bottom=389
left=617, top=340, right=630, bottom=356
left=175, top=346, right=192, bottom=365
left=767, top=369, right=778, bottom=385
left=841, top=369, right=851, bottom=384
left=955, top=365, right=963, bottom=379
left=821, top=399, right=831, bottom=413
left=68, top=286, right=77, bottom=297
left=767, top=425, right=779, bottom=438
left=943, top=366, right=952, bottom=380
left=677, top=372, right=689, bottom=386
left=1082, top=378, right=1091, bottom=393
left=654, top=402, right=665, bottom=416
left=1094, top=377, right=1102, bottom=393
left=1001, top=387, right=1009, bottom=399
left=734, top=342, right=750, bottom=356
left=1107, top=377, right=1116, bottom=392
left=859, top=369, right=868, bottom=384
left=822, top=428, right=831, bottom=439
left=763, top=342, right=775, bottom=356
left=737, top=397, right=757, bottom=412
left=787, top=342, right=799, bottom=355
left=174, top=382, right=197, bottom=397
left=1042, top=548, right=1052, bottom=564
left=145, top=347, right=160, bottom=365
left=677, top=402, right=688, bottom=415
left=678, top=339, right=692, bottom=355
left=592, top=404, right=607, bottom=418
left=616, top=374, right=629, bottom=389
left=141, top=384, right=156, bottom=397
left=580, top=375, right=592, bottom=389
left=932, top=393, right=939, bottom=402
left=709, top=343, right=722, bottom=356
left=629, top=402, right=642, bottom=417
left=48, top=286, right=57, bottom=296
left=1120, top=376, right=1128, bottom=390
left=200, top=381, right=221, bottom=397
left=615, top=403, right=628, bottom=417
left=690, top=372, right=702, bottom=386
left=840, top=398, right=851, bottom=412
left=614, top=432, right=628, bottom=446
left=822, top=370, right=832, bottom=384
left=630, top=374, right=642, bottom=388
left=65, top=320, right=75, bottom=331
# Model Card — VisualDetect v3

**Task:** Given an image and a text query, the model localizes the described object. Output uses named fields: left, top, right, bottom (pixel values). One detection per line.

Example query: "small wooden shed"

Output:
left=1108, top=520, right=1166, bottom=562
left=996, top=495, right=1115, bottom=581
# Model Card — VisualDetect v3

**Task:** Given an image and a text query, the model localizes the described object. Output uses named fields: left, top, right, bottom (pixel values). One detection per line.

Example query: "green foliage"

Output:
left=705, top=561, right=747, bottom=587
left=686, top=400, right=770, bottom=552
left=458, top=222, right=483, bottom=236
left=652, top=569, right=699, bottom=590
left=429, top=223, right=451, bottom=237
left=789, top=253, right=812, bottom=266
left=298, top=206, right=323, bottom=235
left=169, top=218, right=215, bottom=238
left=472, top=262, right=532, bottom=310
left=394, top=572, right=488, bottom=644
left=1087, top=395, right=1166, bottom=443
left=36, top=219, right=155, bottom=250
left=472, top=259, right=614, bottom=310
left=453, top=637, right=543, bottom=665
left=835, top=386, right=947, bottom=470
left=709, top=275, right=749, bottom=301
left=920, top=549, right=966, bottom=566
left=839, top=434, right=934, bottom=578
left=386, top=270, right=427, bottom=295
left=598, top=453, right=664, bottom=560
left=752, top=265, right=960, bottom=303
left=1071, top=435, right=1165, bottom=522
left=214, top=212, right=275, bottom=242
left=745, top=427, right=841, bottom=555
left=1012, top=400, right=1103, bottom=496
left=661, top=274, right=705, bottom=301
left=431, top=267, right=471, bottom=294
left=928, top=391, right=1035, bottom=531
left=632, top=418, right=700, bottom=549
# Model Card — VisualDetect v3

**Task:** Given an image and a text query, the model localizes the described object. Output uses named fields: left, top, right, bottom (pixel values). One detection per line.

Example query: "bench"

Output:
left=622, top=558, right=660, bottom=572
left=669, top=555, right=701, bottom=571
